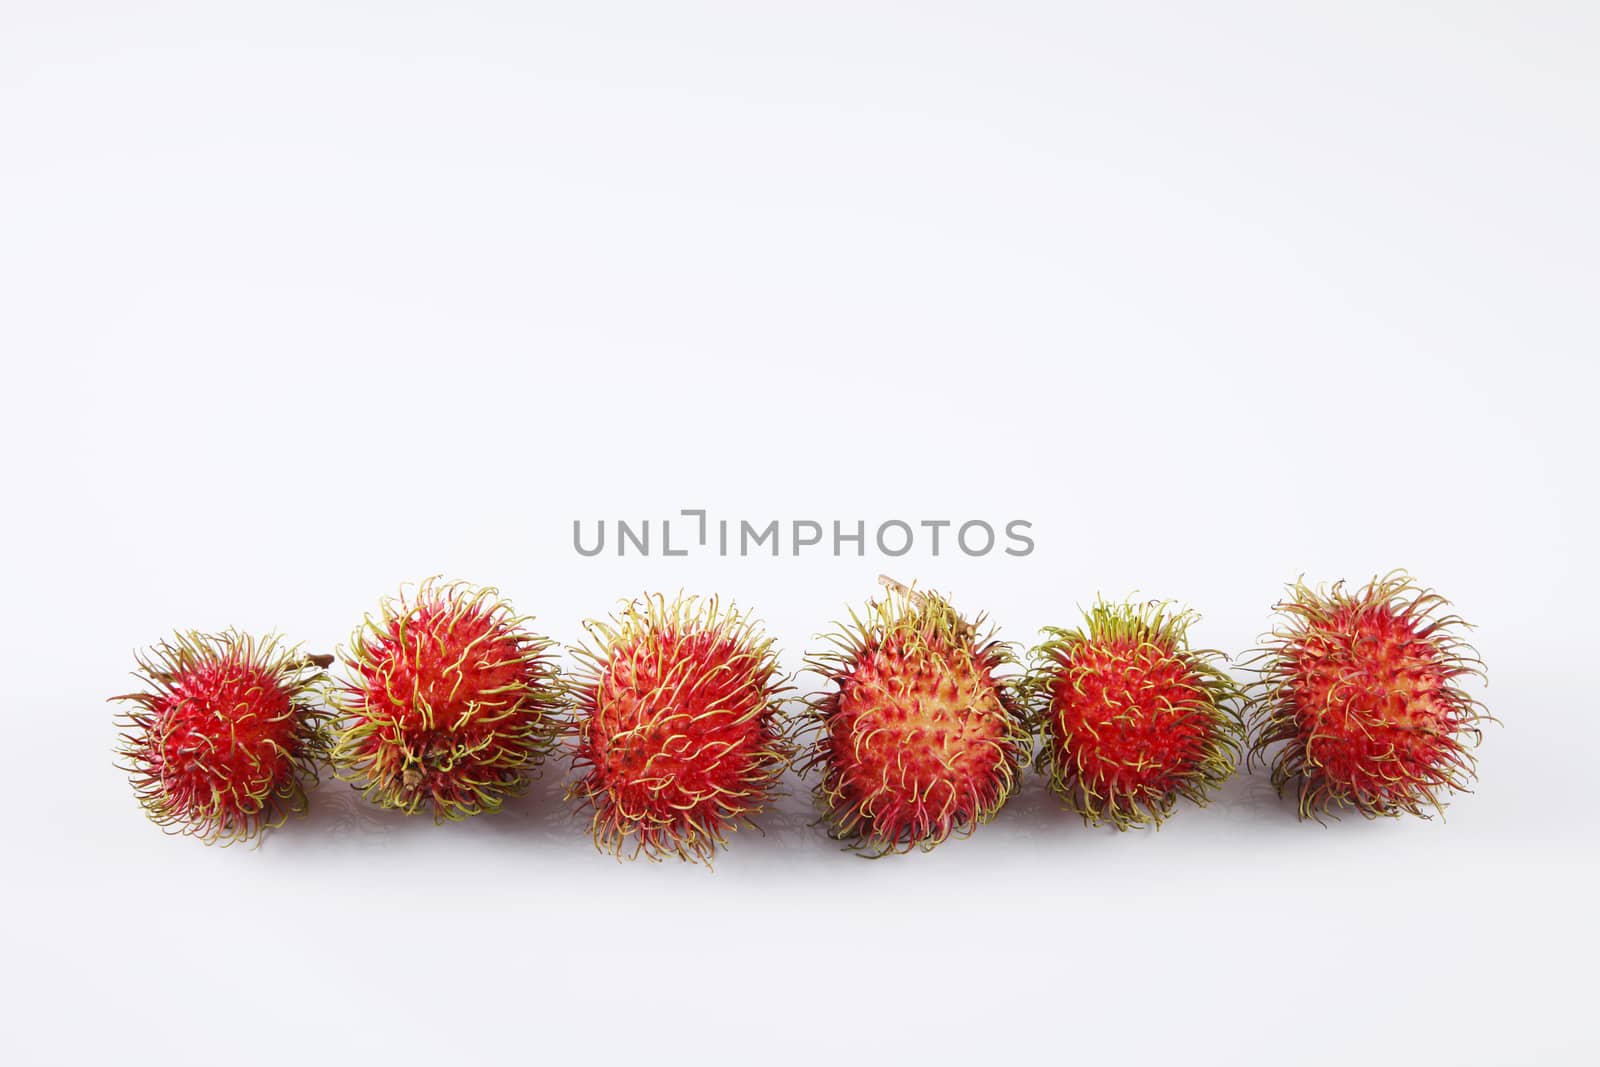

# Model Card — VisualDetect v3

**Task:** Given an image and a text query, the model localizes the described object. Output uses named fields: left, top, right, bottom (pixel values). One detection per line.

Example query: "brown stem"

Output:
left=877, top=575, right=976, bottom=640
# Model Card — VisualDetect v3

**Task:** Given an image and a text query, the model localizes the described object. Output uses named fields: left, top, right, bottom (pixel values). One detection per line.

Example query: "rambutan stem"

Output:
left=878, top=575, right=976, bottom=640
left=877, top=574, right=915, bottom=599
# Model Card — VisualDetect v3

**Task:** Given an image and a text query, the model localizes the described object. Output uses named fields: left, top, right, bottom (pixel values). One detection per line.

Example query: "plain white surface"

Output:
left=3, top=2, right=1597, bottom=1064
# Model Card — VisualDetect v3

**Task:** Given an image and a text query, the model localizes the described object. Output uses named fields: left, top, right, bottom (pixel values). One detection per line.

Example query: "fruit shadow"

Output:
left=291, top=764, right=588, bottom=850
left=283, top=752, right=1375, bottom=865
left=979, top=758, right=1383, bottom=847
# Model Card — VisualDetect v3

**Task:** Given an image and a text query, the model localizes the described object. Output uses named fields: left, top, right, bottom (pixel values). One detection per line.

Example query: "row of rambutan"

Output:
left=112, top=571, right=1490, bottom=861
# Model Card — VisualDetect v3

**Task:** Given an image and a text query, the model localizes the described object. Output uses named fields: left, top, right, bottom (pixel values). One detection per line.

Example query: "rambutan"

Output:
left=566, top=594, right=792, bottom=864
left=1026, top=600, right=1242, bottom=829
left=1245, top=571, right=1489, bottom=820
left=803, top=578, right=1028, bottom=855
left=112, top=630, right=331, bottom=844
left=329, top=579, right=561, bottom=820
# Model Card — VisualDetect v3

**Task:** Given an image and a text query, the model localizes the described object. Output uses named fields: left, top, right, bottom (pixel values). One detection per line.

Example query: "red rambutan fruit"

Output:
left=112, top=630, right=332, bottom=844
left=566, top=594, right=792, bottom=864
left=1245, top=571, right=1490, bottom=820
left=1026, top=599, right=1242, bottom=830
left=329, top=579, right=561, bottom=820
left=802, top=578, right=1028, bottom=855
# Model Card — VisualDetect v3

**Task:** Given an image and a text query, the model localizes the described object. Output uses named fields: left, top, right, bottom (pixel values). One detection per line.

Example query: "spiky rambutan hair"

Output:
left=1245, top=571, right=1490, bottom=820
left=329, top=578, right=561, bottom=821
left=803, top=579, right=1028, bottom=855
left=1027, top=599, right=1242, bottom=830
left=566, top=593, right=793, bottom=864
left=113, top=630, right=332, bottom=845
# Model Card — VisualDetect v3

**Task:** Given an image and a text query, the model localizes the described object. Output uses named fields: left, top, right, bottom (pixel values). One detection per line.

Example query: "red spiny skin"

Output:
left=156, top=658, right=298, bottom=807
left=570, top=599, right=788, bottom=864
left=1250, top=574, right=1486, bottom=819
left=114, top=631, right=329, bottom=844
left=808, top=592, right=1026, bottom=854
left=1032, top=602, right=1239, bottom=828
left=331, top=581, right=559, bottom=820
left=1050, top=641, right=1210, bottom=790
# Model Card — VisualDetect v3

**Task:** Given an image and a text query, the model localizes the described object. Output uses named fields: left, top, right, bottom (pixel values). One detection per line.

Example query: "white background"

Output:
left=3, top=2, right=1596, bottom=1064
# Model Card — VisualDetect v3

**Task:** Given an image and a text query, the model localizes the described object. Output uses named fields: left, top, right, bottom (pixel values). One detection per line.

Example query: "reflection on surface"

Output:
left=272, top=748, right=1346, bottom=864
